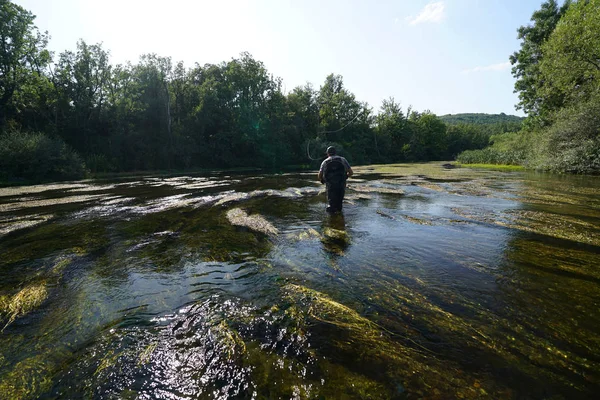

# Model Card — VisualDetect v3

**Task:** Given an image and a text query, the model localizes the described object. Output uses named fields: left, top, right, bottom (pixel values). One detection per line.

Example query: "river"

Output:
left=0, top=163, right=598, bottom=399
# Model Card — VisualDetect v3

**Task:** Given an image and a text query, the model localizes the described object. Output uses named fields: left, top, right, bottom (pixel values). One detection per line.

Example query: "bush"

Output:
left=86, top=153, right=116, bottom=174
left=529, top=93, right=600, bottom=174
left=0, top=130, right=87, bottom=183
left=456, top=131, right=529, bottom=165
left=457, top=92, right=600, bottom=174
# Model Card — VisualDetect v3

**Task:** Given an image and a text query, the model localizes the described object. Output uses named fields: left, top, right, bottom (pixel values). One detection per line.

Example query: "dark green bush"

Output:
left=86, top=154, right=116, bottom=174
left=456, top=131, right=529, bottom=166
left=529, top=93, right=600, bottom=174
left=0, top=131, right=87, bottom=183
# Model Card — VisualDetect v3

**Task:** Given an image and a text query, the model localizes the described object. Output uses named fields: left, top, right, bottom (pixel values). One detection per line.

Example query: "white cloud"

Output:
left=406, top=2, right=445, bottom=26
left=462, top=62, right=511, bottom=74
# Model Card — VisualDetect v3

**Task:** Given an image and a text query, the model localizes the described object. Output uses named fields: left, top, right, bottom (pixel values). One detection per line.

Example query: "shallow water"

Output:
left=0, top=164, right=599, bottom=399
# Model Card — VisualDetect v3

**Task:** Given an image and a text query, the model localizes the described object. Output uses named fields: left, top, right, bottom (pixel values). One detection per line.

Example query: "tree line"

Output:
left=439, top=113, right=523, bottom=126
left=458, top=0, right=600, bottom=173
left=0, top=0, right=521, bottom=183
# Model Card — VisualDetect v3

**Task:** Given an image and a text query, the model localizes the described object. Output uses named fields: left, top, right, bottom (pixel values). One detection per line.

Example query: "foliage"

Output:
left=373, top=101, right=513, bottom=163
left=0, top=0, right=544, bottom=183
left=464, top=0, right=600, bottom=174
left=455, top=163, right=525, bottom=171
left=529, top=92, right=600, bottom=173
left=0, top=0, right=51, bottom=127
left=456, top=129, right=532, bottom=165
left=0, top=130, right=86, bottom=182
left=439, top=113, right=524, bottom=125
left=0, top=282, right=47, bottom=331
left=510, top=0, right=571, bottom=121
left=540, top=0, right=600, bottom=101
left=457, top=147, right=522, bottom=166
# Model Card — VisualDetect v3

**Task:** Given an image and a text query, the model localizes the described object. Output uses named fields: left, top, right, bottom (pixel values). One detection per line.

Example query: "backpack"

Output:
left=323, top=157, right=347, bottom=186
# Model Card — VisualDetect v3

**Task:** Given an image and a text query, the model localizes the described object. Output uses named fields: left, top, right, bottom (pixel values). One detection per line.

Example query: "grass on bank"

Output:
left=456, top=163, right=526, bottom=171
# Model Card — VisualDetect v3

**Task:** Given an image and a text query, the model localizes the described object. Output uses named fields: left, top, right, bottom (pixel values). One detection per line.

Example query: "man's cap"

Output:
left=326, top=146, right=336, bottom=155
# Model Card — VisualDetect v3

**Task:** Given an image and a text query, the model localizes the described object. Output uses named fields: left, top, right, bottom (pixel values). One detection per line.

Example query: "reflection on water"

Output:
left=0, top=165, right=599, bottom=399
left=321, top=213, right=349, bottom=258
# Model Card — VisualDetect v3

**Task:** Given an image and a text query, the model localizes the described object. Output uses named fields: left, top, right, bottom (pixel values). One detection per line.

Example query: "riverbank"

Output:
left=456, top=163, right=526, bottom=171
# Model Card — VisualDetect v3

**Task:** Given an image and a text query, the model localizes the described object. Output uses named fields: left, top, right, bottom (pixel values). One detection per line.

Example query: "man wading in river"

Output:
left=318, top=146, right=353, bottom=213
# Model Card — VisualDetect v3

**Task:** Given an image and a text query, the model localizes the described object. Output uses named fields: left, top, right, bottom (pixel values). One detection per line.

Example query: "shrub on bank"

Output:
left=86, top=153, right=117, bottom=174
left=456, top=131, right=528, bottom=166
left=0, top=131, right=87, bottom=183
left=529, top=94, right=600, bottom=174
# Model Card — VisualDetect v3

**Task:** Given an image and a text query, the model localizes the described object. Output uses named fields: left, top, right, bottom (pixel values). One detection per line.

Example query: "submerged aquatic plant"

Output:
left=322, top=227, right=349, bottom=242
left=280, top=284, right=509, bottom=398
left=0, top=214, right=54, bottom=237
left=226, top=208, right=279, bottom=236
left=376, top=210, right=396, bottom=220
left=0, top=295, right=9, bottom=317
left=290, top=228, right=322, bottom=241
left=1, top=283, right=48, bottom=331
left=347, top=184, right=405, bottom=195
left=1, top=165, right=598, bottom=398
left=0, top=355, right=54, bottom=399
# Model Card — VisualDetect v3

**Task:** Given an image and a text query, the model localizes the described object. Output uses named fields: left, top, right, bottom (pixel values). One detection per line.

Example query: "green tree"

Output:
left=318, top=74, right=361, bottom=141
left=52, top=40, right=112, bottom=154
left=0, top=0, right=50, bottom=127
left=286, top=84, right=320, bottom=164
left=439, top=113, right=524, bottom=125
left=375, top=98, right=409, bottom=161
left=409, top=112, right=448, bottom=161
left=223, top=52, right=278, bottom=165
left=540, top=0, right=600, bottom=102
left=127, top=54, right=173, bottom=170
left=510, top=0, right=571, bottom=121
left=317, top=74, right=373, bottom=163
left=1, top=0, right=543, bottom=181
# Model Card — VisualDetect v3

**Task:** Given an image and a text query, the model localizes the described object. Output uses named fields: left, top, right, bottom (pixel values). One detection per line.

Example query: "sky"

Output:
left=15, top=0, right=547, bottom=116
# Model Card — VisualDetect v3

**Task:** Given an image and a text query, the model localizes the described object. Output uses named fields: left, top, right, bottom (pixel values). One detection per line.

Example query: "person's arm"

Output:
left=318, top=160, right=326, bottom=183
left=343, top=158, right=353, bottom=178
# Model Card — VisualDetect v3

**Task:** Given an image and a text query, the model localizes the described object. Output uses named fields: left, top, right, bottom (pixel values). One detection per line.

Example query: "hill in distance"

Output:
left=439, top=113, right=525, bottom=125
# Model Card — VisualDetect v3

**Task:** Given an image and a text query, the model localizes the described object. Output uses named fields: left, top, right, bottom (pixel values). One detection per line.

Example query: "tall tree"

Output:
left=409, top=112, right=448, bottom=161
left=130, top=54, right=173, bottom=169
left=52, top=40, right=111, bottom=153
left=0, top=0, right=50, bottom=127
left=540, top=0, right=600, bottom=102
left=510, top=0, right=571, bottom=120
left=286, top=84, right=319, bottom=163
left=318, top=74, right=359, bottom=139
left=317, top=74, right=374, bottom=163
left=375, top=98, right=409, bottom=160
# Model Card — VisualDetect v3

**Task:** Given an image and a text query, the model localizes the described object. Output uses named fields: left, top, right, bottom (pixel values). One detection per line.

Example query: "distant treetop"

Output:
left=438, top=113, right=525, bottom=125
